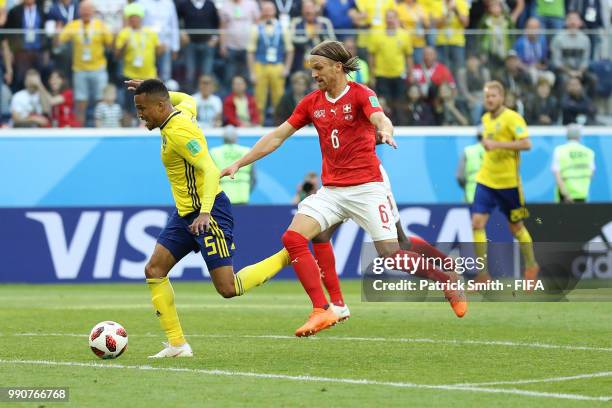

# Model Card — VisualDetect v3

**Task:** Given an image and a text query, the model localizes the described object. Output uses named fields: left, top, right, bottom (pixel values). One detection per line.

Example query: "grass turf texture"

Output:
left=0, top=281, right=611, bottom=407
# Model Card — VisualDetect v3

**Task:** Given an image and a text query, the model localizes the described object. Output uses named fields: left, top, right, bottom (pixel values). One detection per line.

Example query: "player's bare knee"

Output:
left=144, top=262, right=164, bottom=279
left=217, top=285, right=237, bottom=298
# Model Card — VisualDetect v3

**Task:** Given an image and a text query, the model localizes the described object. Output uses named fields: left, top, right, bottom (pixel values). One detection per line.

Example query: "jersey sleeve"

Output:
left=359, top=86, right=384, bottom=118
left=169, top=92, right=197, bottom=118
left=169, top=125, right=220, bottom=213
left=58, top=21, right=75, bottom=44
left=115, top=29, right=127, bottom=49
left=510, top=113, right=528, bottom=140
left=287, top=96, right=312, bottom=129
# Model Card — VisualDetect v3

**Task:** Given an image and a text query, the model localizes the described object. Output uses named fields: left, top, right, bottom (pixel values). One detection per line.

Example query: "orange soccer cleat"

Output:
left=444, top=272, right=468, bottom=318
left=294, top=308, right=339, bottom=337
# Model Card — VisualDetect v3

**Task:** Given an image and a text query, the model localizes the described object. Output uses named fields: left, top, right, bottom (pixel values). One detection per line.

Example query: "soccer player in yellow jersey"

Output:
left=472, top=81, right=539, bottom=285
left=128, top=79, right=290, bottom=357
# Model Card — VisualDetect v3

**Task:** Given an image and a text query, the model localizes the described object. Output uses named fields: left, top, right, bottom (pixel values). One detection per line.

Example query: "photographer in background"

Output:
left=293, top=171, right=319, bottom=204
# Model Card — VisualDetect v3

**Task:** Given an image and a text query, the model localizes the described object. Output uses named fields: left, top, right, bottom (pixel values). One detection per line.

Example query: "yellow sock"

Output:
left=234, top=248, right=290, bottom=295
left=473, top=228, right=488, bottom=275
left=147, top=277, right=186, bottom=347
left=514, top=226, right=537, bottom=268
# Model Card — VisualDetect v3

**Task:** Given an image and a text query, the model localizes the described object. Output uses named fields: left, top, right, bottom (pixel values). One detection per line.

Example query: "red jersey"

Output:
left=287, top=82, right=383, bottom=187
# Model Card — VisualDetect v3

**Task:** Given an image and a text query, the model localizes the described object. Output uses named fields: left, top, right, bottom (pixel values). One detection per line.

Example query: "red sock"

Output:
left=405, top=236, right=455, bottom=272
left=313, top=242, right=344, bottom=306
left=282, top=230, right=328, bottom=309
left=391, top=250, right=450, bottom=283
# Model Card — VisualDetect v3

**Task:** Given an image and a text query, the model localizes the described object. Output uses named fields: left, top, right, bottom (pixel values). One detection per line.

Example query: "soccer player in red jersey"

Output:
left=222, top=41, right=467, bottom=337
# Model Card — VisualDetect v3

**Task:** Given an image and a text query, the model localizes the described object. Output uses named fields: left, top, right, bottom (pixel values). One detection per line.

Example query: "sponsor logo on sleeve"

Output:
left=369, top=96, right=380, bottom=108
left=186, top=139, right=202, bottom=156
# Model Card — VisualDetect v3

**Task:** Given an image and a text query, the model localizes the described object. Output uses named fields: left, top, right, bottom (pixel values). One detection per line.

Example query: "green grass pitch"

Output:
left=0, top=281, right=611, bottom=407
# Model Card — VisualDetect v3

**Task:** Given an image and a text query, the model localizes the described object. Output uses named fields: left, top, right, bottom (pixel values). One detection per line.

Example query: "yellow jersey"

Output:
left=476, top=108, right=529, bottom=189
left=430, top=0, right=469, bottom=46
left=397, top=2, right=428, bottom=48
left=115, top=27, right=159, bottom=80
left=161, top=92, right=222, bottom=216
left=368, top=28, right=413, bottom=78
left=355, top=0, right=397, bottom=49
left=59, top=19, right=113, bottom=71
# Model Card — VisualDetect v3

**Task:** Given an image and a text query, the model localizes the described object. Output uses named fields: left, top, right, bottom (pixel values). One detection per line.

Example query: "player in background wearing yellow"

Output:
left=472, top=80, right=539, bottom=284
left=127, top=79, right=289, bottom=358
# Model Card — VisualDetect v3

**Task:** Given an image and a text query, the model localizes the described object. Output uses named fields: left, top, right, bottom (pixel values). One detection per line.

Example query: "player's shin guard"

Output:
left=313, top=242, right=344, bottom=306
left=473, top=229, right=489, bottom=277
left=391, top=250, right=450, bottom=282
left=233, top=248, right=291, bottom=295
left=405, top=236, right=455, bottom=271
left=282, top=230, right=329, bottom=309
left=147, top=277, right=186, bottom=347
left=514, top=226, right=537, bottom=268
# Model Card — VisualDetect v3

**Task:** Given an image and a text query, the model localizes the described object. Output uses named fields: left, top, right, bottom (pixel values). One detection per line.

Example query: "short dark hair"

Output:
left=134, top=79, right=169, bottom=99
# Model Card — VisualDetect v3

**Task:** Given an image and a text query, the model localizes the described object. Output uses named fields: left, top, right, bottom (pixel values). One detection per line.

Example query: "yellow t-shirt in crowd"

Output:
left=476, top=108, right=529, bottom=189
left=355, top=0, right=397, bottom=49
left=430, top=0, right=469, bottom=46
left=368, top=28, right=413, bottom=78
left=397, top=2, right=428, bottom=48
left=115, top=27, right=159, bottom=79
left=59, top=19, right=113, bottom=72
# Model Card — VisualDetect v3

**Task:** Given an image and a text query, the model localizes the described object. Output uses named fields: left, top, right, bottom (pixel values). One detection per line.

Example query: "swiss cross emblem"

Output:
left=343, top=104, right=352, bottom=113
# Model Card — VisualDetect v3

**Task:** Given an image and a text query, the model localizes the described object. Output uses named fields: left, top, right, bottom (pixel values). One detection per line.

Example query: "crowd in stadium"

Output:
left=0, top=0, right=611, bottom=128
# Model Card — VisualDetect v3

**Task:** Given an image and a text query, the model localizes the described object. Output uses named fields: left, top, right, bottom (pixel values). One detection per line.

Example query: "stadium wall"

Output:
left=0, top=127, right=611, bottom=206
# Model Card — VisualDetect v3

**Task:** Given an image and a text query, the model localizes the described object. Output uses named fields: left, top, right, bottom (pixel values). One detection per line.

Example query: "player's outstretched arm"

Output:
left=482, top=138, right=531, bottom=151
left=370, top=111, right=397, bottom=149
left=221, top=121, right=297, bottom=178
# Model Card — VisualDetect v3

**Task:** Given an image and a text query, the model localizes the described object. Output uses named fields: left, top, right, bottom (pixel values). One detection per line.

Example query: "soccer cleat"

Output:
left=294, top=308, right=338, bottom=337
left=148, top=342, right=193, bottom=358
left=443, top=272, right=468, bottom=318
left=331, top=303, right=351, bottom=322
left=523, top=264, right=540, bottom=291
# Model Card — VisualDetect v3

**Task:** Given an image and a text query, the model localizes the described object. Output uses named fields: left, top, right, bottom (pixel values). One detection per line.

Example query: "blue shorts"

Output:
left=471, top=182, right=529, bottom=223
left=158, top=192, right=235, bottom=270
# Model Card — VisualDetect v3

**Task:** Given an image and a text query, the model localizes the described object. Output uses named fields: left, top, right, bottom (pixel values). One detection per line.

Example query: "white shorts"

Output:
left=379, top=164, right=400, bottom=223
left=298, top=181, right=397, bottom=241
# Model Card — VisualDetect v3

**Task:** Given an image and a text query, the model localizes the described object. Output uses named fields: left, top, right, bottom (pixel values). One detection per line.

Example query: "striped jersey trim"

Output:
left=183, top=160, right=201, bottom=212
left=159, top=110, right=180, bottom=130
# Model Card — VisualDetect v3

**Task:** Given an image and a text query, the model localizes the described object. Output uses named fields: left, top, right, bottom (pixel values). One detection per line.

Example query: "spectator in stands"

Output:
left=10, top=68, right=50, bottom=127
left=176, top=0, right=220, bottom=93
left=47, top=70, right=80, bottom=127
left=345, top=37, right=369, bottom=84
left=276, top=0, right=303, bottom=29
left=219, top=0, right=260, bottom=91
left=291, top=0, right=335, bottom=72
left=115, top=3, right=161, bottom=126
left=92, top=0, right=126, bottom=34
left=192, top=74, right=222, bottom=128
left=0, top=0, right=6, bottom=26
left=431, top=0, right=469, bottom=75
left=293, top=171, right=319, bottom=203
left=411, top=47, right=455, bottom=99
left=138, top=0, right=180, bottom=82
left=247, top=1, right=294, bottom=125
left=368, top=9, right=412, bottom=117
left=397, top=0, right=429, bottom=65
left=568, top=0, right=604, bottom=59
left=504, top=89, right=524, bottom=115
left=0, top=41, right=12, bottom=122
left=3, top=0, right=48, bottom=90
left=513, top=17, right=555, bottom=86
left=561, top=76, right=597, bottom=124
left=223, top=75, right=260, bottom=127
left=457, top=54, right=490, bottom=125
left=396, top=83, right=434, bottom=125
left=57, top=0, right=113, bottom=126
left=46, top=0, right=79, bottom=77
left=94, top=83, right=122, bottom=127
left=323, top=0, right=356, bottom=40
left=349, top=0, right=396, bottom=58
left=525, top=77, right=559, bottom=125
left=496, top=50, right=532, bottom=99
left=534, top=0, right=565, bottom=31
left=479, top=0, right=513, bottom=74
left=551, top=124, right=595, bottom=203
left=275, top=70, right=309, bottom=125
left=431, top=82, right=469, bottom=125
left=550, top=12, right=591, bottom=87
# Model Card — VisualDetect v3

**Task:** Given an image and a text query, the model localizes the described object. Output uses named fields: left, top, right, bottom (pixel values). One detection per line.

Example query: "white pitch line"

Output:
left=453, top=371, right=612, bottom=387
left=0, top=359, right=609, bottom=402
left=8, top=332, right=612, bottom=353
